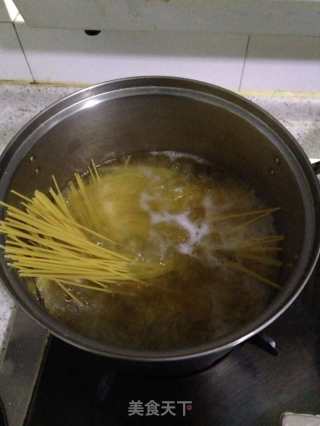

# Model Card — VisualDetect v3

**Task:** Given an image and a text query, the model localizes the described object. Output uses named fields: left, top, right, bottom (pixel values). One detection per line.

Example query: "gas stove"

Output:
left=0, top=266, right=320, bottom=426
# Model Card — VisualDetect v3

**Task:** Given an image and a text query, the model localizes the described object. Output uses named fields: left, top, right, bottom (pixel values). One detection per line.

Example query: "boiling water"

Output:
left=37, top=152, right=280, bottom=351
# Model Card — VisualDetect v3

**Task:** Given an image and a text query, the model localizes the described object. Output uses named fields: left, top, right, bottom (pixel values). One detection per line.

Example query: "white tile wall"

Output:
left=11, top=0, right=320, bottom=36
left=0, top=19, right=320, bottom=92
left=0, top=23, right=32, bottom=80
left=241, top=35, right=320, bottom=91
left=15, top=24, right=248, bottom=89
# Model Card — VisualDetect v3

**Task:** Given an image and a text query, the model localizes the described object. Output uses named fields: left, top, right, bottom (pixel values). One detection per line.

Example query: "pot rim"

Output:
left=1, top=76, right=320, bottom=363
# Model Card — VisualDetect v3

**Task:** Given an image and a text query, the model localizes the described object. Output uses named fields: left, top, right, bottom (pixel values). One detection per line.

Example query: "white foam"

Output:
left=178, top=242, right=194, bottom=255
left=150, top=150, right=207, bottom=164
left=140, top=191, right=210, bottom=256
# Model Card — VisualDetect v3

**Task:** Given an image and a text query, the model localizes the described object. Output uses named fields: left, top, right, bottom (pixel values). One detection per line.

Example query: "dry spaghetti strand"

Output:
left=0, top=173, right=170, bottom=295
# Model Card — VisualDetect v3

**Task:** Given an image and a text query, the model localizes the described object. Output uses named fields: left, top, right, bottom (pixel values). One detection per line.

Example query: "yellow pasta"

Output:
left=0, top=153, right=286, bottom=350
left=0, top=163, right=171, bottom=303
left=0, top=156, right=283, bottom=310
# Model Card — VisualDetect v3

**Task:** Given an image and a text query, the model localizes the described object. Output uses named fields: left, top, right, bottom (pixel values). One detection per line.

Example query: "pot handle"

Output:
left=312, top=160, right=320, bottom=175
left=252, top=332, right=278, bottom=356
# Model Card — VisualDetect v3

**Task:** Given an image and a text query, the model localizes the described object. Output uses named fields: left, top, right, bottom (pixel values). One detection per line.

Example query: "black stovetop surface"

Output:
left=23, top=273, right=320, bottom=426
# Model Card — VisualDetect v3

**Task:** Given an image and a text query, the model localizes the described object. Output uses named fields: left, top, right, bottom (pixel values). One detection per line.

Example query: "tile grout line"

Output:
left=12, top=22, right=36, bottom=82
left=238, top=34, right=251, bottom=91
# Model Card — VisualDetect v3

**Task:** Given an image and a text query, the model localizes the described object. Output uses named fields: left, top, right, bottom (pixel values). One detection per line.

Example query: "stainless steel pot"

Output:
left=1, top=77, right=319, bottom=373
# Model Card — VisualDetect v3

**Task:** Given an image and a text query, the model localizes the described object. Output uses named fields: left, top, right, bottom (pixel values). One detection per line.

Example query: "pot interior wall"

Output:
left=8, top=93, right=309, bottom=276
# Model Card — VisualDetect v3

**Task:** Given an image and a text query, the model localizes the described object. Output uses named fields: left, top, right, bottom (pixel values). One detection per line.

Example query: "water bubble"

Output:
left=274, top=157, right=280, bottom=165
left=29, top=155, right=35, bottom=162
left=269, top=168, right=275, bottom=176
left=34, top=167, right=40, bottom=176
